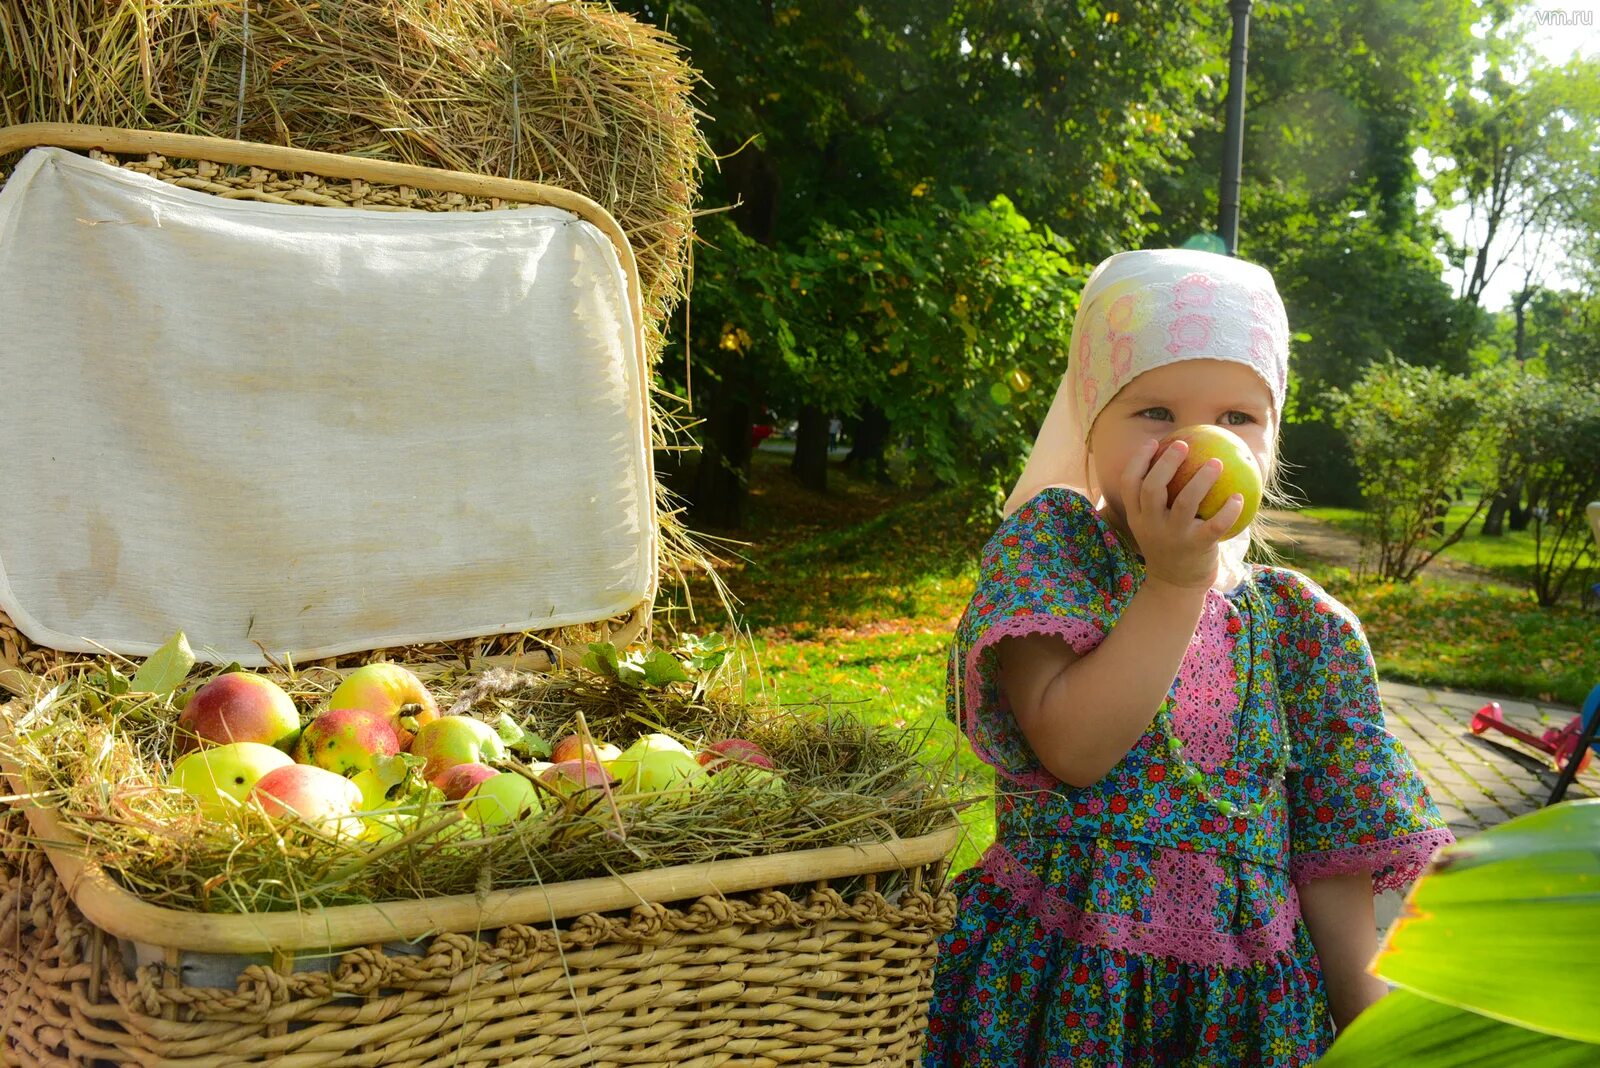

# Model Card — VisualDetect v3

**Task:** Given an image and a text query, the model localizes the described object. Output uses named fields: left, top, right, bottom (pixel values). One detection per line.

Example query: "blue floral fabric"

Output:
left=923, top=487, right=1453, bottom=1067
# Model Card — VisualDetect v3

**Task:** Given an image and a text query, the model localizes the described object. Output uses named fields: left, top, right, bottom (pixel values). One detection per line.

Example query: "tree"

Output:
left=618, top=0, right=1226, bottom=523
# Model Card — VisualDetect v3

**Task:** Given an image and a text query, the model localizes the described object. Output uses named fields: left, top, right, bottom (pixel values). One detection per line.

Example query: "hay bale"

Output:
left=0, top=0, right=704, bottom=337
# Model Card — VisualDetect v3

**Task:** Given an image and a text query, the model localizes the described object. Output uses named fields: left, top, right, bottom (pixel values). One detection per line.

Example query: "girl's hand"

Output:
left=1120, top=437, right=1245, bottom=591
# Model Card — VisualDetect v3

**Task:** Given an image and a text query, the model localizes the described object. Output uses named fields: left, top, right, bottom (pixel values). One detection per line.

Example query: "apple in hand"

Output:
left=1154, top=424, right=1264, bottom=539
left=328, top=663, right=439, bottom=747
left=549, top=733, right=623, bottom=765
left=409, top=715, right=507, bottom=784
left=249, top=763, right=363, bottom=834
left=178, top=672, right=300, bottom=752
left=608, top=733, right=707, bottom=794
left=168, top=742, right=294, bottom=819
left=295, top=707, right=401, bottom=777
left=464, top=772, right=542, bottom=827
left=696, top=738, right=776, bottom=774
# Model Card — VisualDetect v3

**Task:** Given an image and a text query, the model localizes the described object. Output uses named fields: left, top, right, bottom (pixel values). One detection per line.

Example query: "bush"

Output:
left=1505, top=379, right=1600, bottom=606
left=1324, top=361, right=1503, bottom=582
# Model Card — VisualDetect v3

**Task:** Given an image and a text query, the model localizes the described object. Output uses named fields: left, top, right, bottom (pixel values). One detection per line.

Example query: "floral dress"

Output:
left=923, top=487, right=1454, bottom=1067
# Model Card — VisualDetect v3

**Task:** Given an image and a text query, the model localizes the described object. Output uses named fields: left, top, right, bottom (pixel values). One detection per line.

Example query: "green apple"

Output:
left=1155, top=424, right=1264, bottom=539
left=410, top=716, right=508, bottom=785
left=328, top=663, right=439, bottom=748
left=248, top=763, right=363, bottom=835
left=295, top=707, right=401, bottom=777
left=464, top=772, right=542, bottom=827
left=608, top=733, right=707, bottom=795
left=168, top=742, right=294, bottom=819
left=177, top=672, right=300, bottom=752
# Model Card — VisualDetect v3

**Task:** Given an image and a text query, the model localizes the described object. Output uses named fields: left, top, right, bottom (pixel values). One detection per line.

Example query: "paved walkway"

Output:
left=1373, top=680, right=1596, bottom=934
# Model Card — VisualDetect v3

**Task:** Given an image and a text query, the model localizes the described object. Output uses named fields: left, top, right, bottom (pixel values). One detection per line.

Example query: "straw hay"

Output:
left=1, top=663, right=961, bottom=913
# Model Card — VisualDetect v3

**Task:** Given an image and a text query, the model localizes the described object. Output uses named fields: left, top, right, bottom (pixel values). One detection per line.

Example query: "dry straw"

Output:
left=0, top=0, right=724, bottom=675
left=1, top=662, right=963, bottom=914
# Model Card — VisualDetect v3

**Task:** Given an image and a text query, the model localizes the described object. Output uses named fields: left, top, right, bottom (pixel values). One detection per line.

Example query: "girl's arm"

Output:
left=997, top=437, right=1244, bottom=788
left=1298, top=873, right=1389, bottom=1031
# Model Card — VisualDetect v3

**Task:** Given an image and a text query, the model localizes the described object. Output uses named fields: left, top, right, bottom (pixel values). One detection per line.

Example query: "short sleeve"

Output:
left=1267, top=570, right=1455, bottom=892
left=948, top=488, right=1128, bottom=785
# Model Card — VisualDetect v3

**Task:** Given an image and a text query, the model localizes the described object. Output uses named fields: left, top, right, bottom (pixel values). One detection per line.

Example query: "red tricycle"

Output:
left=1469, top=698, right=1598, bottom=775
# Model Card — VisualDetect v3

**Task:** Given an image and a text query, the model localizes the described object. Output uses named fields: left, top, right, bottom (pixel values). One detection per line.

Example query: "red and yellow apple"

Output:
left=177, top=672, right=300, bottom=752
left=538, top=758, right=617, bottom=798
left=437, top=762, right=500, bottom=802
left=549, top=734, right=622, bottom=765
left=696, top=738, right=776, bottom=774
left=409, top=715, right=507, bottom=785
left=464, top=772, right=542, bottom=827
left=1154, top=424, right=1264, bottom=539
left=607, top=733, right=707, bottom=795
left=328, top=663, right=439, bottom=748
left=168, top=742, right=294, bottom=819
left=249, top=763, right=363, bottom=834
left=295, top=707, right=401, bottom=777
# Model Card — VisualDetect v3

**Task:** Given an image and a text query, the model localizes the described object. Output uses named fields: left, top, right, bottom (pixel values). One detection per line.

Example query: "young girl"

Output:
left=923, top=249, right=1453, bottom=1067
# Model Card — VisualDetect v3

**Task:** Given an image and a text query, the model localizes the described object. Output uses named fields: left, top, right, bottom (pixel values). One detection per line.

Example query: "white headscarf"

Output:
left=1004, top=248, right=1291, bottom=583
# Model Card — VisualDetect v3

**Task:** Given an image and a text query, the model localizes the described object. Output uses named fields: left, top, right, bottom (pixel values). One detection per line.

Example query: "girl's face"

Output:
left=1087, top=358, right=1275, bottom=539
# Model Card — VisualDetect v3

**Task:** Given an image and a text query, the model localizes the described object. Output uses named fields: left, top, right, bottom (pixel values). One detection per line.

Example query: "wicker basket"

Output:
left=0, top=125, right=960, bottom=1066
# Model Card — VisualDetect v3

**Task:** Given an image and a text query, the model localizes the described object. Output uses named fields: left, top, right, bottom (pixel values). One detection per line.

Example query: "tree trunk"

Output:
left=688, top=384, right=757, bottom=529
left=1482, top=479, right=1519, bottom=537
left=845, top=403, right=891, bottom=482
left=1510, top=484, right=1536, bottom=532
left=791, top=404, right=830, bottom=492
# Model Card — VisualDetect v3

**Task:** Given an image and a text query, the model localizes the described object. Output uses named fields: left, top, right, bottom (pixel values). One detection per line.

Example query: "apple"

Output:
left=327, top=663, right=440, bottom=747
left=168, top=742, right=294, bottom=819
left=409, top=715, right=507, bottom=784
left=177, top=672, right=300, bottom=752
left=295, top=707, right=401, bottom=777
left=549, top=733, right=623, bottom=765
left=708, top=765, right=790, bottom=797
left=249, top=763, right=363, bottom=834
left=696, top=738, right=776, bottom=774
left=464, top=772, right=542, bottom=827
left=608, top=733, right=707, bottom=795
left=1154, top=424, right=1264, bottom=539
left=437, top=762, right=499, bottom=802
left=538, top=758, right=617, bottom=798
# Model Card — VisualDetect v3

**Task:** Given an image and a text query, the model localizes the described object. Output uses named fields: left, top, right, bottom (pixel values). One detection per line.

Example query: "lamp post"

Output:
left=1219, top=0, right=1254, bottom=256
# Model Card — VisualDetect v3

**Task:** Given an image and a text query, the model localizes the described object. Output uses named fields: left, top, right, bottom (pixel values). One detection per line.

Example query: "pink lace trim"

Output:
left=1173, top=598, right=1240, bottom=770
left=980, top=842, right=1298, bottom=967
left=1291, top=827, right=1456, bottom=894
left=961, top=613, right=1106, bottom=788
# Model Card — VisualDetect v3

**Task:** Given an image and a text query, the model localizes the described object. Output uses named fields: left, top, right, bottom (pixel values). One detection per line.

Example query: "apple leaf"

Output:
left=581, top=642, right=622, bottom=680
left=495, top=713, right=551, bottom=759
left=131, top=630, right=196, bottom=696
left=639, top=650, right=691, bottom=687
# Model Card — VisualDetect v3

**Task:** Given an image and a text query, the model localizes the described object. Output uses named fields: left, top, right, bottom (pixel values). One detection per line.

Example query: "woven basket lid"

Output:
left=0, top=141, right=655, bottom=668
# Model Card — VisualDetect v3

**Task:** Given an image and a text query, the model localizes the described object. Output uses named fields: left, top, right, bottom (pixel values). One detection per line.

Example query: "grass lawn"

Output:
left=666, top=454, right=1599, bottom=874
left=1300, top=496, right=1596, bottom=592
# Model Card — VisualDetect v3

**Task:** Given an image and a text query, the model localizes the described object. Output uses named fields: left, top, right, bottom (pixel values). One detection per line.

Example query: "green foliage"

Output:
left=1321, top=802, right=1600, bottom=1064
left=688, top=194, right=1081, bottom=495
left=1325, top=361, right=1505, bottom=581
left=1501, top=379, right=1600, bottom=606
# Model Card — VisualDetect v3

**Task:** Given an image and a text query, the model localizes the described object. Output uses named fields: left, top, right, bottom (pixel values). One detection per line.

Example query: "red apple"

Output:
left=295, top=707, right=401, bottom=777
left=409, top=715, right=507, bottom=785
left=538, top=758, right=617, bottom=797
left=438, top=762, right=500, bottom=802
left=178, top=672, right=300, bottom=752
left=1154, top=424, right=1264, bottom=539
left=549, top=733, right=622, bottom=765
left=249, top=763, right=362, bottom=834
left=464, top=772, right=542, bottom=827
left=696, top=738, right=776, bottom=774
left=327, top=663, right=439, bottom=748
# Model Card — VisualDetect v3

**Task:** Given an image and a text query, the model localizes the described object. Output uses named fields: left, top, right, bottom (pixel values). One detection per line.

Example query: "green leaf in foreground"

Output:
left=1372, top=800, right=1600, bottom=1045
left=130, top=630, right=196, bottom=696
left=1318, top=988, right=1599, bottom=1067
